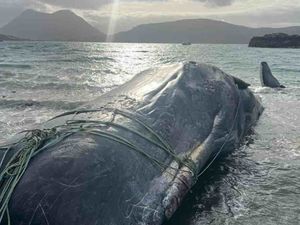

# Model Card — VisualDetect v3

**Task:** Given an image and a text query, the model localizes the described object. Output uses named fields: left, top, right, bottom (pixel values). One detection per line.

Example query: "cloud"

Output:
left=26, top=0, right=234, bottom=10
left=35, top=0, right=164, bottom=10
left=197, top=0, right=234, bottom=7
left=35, top=0, right=110, bottom=9
left=0, top=0, right=49, bottom=26
left=86, top=0, right=300, bottom=33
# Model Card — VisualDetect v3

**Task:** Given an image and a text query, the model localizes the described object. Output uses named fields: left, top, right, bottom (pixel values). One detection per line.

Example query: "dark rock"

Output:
left=249, top=33, right=300, bottom=48
left=24, top=101, right=34, bottom=107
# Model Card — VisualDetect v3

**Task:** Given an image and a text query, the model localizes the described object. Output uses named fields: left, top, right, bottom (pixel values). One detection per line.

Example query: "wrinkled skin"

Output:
left=3, top=62, right=263, bottom=225
left=260, top=62, right=285, bottom=88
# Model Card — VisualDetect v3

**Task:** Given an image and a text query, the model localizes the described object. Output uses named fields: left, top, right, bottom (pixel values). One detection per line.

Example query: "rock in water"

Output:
left=249, top=33, right=300, bottom=48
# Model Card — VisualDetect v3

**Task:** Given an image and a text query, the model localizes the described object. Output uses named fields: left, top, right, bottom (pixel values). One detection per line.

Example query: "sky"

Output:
left=0, top=0, right=300, bottom=33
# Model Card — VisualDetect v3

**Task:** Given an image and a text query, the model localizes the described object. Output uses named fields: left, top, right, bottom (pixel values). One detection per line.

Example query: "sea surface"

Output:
left=0, top=42, right=299, bottom=224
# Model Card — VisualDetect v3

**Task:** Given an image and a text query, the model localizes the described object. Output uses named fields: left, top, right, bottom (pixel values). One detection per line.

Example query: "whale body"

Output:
left=260, top=62, right=285, bottom=88
left=1, top=62, right=263, bottom=225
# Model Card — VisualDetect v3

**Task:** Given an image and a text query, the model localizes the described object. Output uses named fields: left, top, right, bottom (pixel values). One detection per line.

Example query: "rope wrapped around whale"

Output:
left=0, top=108, right=198, bottom=224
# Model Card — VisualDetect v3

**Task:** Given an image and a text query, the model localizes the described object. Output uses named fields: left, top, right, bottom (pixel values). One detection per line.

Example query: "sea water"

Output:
left=0, top=41, right=299, bottom=225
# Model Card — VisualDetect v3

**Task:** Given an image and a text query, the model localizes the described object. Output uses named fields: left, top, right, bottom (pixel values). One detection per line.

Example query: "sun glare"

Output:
left=106, top=0, right=120, bottom=42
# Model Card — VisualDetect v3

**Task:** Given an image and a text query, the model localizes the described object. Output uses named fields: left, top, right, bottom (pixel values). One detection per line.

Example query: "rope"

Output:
left=0, top=92, right=243, bottom=224
left=0, top=108, right=197, bottom=224
left=0, top=129, right=57, bottom=224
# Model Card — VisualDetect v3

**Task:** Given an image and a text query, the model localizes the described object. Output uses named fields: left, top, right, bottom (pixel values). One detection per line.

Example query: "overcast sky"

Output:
left=1, top=0, right=300, bottom=33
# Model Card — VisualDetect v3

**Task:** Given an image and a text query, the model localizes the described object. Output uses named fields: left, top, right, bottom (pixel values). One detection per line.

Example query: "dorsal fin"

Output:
left=232, top=76, right=250, bottom=89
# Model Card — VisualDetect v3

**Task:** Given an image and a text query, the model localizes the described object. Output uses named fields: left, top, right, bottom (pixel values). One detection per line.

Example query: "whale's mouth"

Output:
left=161, top=110, right=225, bottom=220
left=151, top=87, right=264, bottom=224
left=162, top=160, right=195, bottom=220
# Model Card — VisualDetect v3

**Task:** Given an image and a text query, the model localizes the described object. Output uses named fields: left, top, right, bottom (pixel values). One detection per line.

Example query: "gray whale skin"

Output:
left=4, top=62, right=263, bottom=225
left=260, top=62, right=285, bottom=88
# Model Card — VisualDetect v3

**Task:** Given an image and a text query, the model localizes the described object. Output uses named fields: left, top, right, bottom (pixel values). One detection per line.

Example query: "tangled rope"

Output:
left=0, top=108, right=196, bottom=224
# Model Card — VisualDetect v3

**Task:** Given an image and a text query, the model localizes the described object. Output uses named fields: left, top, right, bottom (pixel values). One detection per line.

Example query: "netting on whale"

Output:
left=0, top=108, right=198, bottom=224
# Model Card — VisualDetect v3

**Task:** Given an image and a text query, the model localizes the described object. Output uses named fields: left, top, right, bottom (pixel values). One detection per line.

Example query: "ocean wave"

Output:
left=89, top=56, right=115, bottom=61
left=8, top=46, right=23, bottom=50
left=252, top=86, right=289, bottom=94
left=0, top=70, right=16, bottom=77
left=29, top=56, right=116, bottom=63
left=0, top=64, right=32, bottom=69
left=0, top=80, right=108, bottom=91
left=277, top=68, right=300, bottom=73
left=0, top=99, right=84, bottom=110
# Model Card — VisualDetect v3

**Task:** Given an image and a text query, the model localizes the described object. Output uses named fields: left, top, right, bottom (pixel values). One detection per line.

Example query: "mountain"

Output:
left=113, top=19, right=300, bottom=44
left=0, top=34, right=23, bottom=41
left=0, top=9, right=105, bottom=42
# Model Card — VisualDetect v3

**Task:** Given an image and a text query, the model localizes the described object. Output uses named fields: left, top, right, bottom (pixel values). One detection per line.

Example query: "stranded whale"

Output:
left=260, top=62, right=285, bottom=88
left=0, top=62, right=263, bottom=225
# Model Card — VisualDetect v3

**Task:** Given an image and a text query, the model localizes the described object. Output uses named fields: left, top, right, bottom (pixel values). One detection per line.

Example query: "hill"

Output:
left=0, top=9, right=105, bottom=42
left=0, top=34, right=23, bottom=41
left=113, top=19, right=300, bottom=44
left=249, top=33, right=300, bottom=48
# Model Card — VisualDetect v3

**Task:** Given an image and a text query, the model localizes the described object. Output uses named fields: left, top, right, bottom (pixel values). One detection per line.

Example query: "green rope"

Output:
left=0, top=109, right=197, bottom=224
left=0, top=129, right=57, bottom=224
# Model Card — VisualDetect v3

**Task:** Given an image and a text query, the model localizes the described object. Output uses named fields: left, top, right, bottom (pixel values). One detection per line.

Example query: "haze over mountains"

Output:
left=0, top=9, right=105, bottom=42
left=1, top=9, right=300, bottom=43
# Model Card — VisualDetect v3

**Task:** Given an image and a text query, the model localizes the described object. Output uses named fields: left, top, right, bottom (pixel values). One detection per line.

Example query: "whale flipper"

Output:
left=260, top=62, right=285, bottom=88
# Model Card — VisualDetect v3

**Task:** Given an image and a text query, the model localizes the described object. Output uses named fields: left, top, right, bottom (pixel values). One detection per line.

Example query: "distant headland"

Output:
left=0, top=33, right=24, bottom=41
left=249, top=33, right=300, bottom=48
